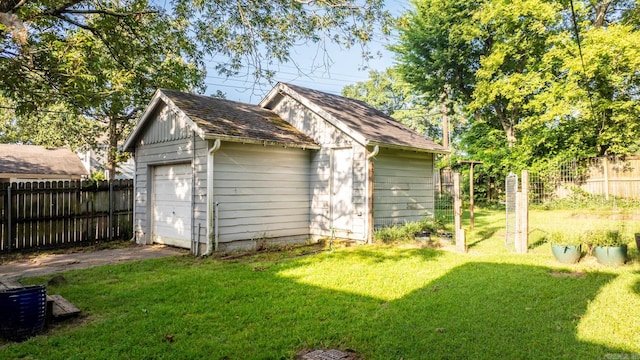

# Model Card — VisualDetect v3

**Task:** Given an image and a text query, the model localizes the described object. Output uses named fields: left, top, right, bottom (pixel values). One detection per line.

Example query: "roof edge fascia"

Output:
left=368, top=141, right=450, bottom=155
left=204, top=134, right=321, bottom=150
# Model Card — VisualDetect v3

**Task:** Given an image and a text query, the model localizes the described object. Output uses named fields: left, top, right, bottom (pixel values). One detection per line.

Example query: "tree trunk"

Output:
left=440, top=86, right=450, bottom=150
left=493, top=101, right=517, bottom=148
left=107, top=117, right=118, bottom=180
left=593, top=0, right=613, bottom=28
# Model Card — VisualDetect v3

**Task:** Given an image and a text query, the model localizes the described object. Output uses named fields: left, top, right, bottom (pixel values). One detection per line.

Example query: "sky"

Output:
left=202, top=0, right=411, bottom=104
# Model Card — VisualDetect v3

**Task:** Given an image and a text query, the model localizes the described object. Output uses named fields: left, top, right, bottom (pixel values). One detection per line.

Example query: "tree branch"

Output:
left=53, top=13, right=130, bottom=69
left=59, top=9, right=158, bottom=17
left=295, top=0, right=362, bottom=9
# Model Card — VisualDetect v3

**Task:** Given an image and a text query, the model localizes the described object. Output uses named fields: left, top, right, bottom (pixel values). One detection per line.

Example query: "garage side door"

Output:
left=152, top=163, right=192, bottom=249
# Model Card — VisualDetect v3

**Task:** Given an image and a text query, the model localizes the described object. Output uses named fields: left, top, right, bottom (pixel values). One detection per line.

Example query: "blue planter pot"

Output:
left=593, top=245, right=627, bottom=267
left=551, top=244, right=582, bottom=264
left=0, top=285, right=47, bottom=341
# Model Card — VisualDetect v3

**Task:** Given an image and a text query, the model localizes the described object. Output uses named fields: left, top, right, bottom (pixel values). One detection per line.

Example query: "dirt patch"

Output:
left=549, top=271, right=587, bottom=278
left=297, top=349, right=362, bottom=360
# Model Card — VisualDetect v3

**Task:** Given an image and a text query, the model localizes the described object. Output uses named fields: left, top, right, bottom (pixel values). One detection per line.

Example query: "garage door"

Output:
left=152, top=163, right=192, bottom=249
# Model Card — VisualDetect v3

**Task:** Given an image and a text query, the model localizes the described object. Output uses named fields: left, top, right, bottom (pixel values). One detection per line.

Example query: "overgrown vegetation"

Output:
left=373, top=217, right=444, bottom=244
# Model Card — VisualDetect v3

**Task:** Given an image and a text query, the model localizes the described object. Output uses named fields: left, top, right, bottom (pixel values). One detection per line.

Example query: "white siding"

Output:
left=271, top=96, right=367, bottom=242
left=213, top=142, right=311, bottom=249
left=373, top=150, right=435, bottom=228
left=132, top=103, right=208, bottom=250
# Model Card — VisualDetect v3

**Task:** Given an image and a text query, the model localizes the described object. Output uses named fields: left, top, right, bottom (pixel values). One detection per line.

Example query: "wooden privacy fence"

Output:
left=0, top=180, right=133, bottom=253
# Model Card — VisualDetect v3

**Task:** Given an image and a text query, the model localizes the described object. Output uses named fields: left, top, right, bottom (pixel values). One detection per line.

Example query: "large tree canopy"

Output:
left=393, top=0, right=640, bottom=181
left=1, top=0, right=390, bottom=178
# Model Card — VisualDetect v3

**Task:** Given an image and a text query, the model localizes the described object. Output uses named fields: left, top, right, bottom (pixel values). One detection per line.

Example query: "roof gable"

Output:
left=261, top=82, right=448, bottom=153
left=125, top=89, right=319, bottom=151
left=0, top=145, right=88, bottom=177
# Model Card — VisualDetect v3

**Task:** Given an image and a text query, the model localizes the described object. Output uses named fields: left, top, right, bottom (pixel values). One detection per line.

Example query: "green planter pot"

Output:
left=593, top=245, right=628, bottom=267
left=551, top=244, right=582, bottom=264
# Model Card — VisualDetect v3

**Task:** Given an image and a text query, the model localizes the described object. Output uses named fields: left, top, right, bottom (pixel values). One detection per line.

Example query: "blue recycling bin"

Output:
left=0, top=285, right=47, bottom=341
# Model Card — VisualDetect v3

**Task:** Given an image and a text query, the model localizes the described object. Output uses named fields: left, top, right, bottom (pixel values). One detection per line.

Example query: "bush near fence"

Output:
left=0, top=180, right=133, bottom=253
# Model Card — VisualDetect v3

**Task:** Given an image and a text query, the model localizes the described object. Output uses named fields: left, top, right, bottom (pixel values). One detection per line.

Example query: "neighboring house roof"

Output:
left=124, top=89, right=320, bottom=151
left=261, top=82, right=448, bottom=154
left=0, top=145, right=88, bottom=178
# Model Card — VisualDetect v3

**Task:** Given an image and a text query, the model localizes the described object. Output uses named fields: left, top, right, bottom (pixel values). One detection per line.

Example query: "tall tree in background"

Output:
left=521, top=1, right=640, bottom=163
left=1, top=0, right=390, bottom=178
left=393, top=0, right=640, bottom=180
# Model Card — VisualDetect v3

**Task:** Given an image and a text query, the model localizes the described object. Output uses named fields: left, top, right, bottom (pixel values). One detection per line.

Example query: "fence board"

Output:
left=0, top=180, right=133, bottom=253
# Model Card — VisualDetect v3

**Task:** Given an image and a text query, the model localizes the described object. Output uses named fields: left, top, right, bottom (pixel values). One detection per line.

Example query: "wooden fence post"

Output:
left=7, top=184, right=12, bottom=251
left=453, top=172, right=466, bottom=253
left=109, top=181, right=114, bottom=240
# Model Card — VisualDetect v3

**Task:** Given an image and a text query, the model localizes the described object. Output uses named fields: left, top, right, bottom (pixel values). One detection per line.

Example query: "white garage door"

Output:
left=152, top=163, right=192, bottom=249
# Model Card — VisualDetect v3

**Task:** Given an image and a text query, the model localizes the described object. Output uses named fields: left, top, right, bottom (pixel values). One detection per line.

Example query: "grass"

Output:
left=1, top=208, right=640, bottom=359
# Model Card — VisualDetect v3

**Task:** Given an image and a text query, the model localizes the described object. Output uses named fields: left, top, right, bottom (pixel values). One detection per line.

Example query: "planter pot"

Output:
left=593, top=245, right=628, bottom=267
left=0, top=285, right=47, bottom=341
left=414, top=231, right=431, bottom=242
left=438, top=232, right=453, bottom=243
left=551, top=244, right=582, bottom=264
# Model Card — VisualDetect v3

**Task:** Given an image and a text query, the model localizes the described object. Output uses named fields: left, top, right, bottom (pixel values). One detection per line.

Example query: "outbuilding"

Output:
left=124, top=83, right=447, bottom=254
left=0, top=145, right=88, bottom=183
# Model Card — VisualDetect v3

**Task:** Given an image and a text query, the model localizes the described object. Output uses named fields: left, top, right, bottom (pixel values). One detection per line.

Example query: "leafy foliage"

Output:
left=585, top=228, right=627, bottom=247
left=374, top=217, right=443, bottom=243
left=391, top=0, right=640, bottom=190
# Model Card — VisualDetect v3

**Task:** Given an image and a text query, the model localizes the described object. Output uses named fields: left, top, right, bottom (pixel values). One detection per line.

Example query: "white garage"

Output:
left=124, top=86, right=446, bottom=253
left=151, top=163, right=192, bottom=248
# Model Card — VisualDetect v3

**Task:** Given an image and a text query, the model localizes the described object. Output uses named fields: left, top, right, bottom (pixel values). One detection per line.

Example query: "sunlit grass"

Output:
left=1, top=207, right=639, bottom=359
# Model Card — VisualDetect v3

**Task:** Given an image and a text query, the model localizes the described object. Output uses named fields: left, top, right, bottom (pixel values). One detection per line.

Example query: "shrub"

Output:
left=548, top=231, right=582, bottom=246
left=374, top=218, right=442, bottom=244
left=585, top=229, right=627, bottom=247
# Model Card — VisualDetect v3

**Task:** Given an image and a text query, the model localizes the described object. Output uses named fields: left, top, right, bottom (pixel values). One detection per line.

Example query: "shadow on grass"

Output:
left=322, top=246, right=444, bottom=264
left=467, top=226, right=501, bottom=248
left=3, top=252, right=630, bottom=359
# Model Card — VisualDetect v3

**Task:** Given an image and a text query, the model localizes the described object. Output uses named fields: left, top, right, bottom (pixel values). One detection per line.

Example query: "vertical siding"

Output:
left=373, top=150, right=435, bottom=228
left=271, top=96, right=367, bottom=241
left=132, top=101, right=208, bottom=249
left=213, top=142, right=311, bottom=245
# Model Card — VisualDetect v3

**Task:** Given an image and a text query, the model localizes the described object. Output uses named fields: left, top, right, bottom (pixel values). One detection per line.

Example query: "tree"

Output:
left=393, top=0, right=640, bottom=186
left=521, top=5, right=640, bottom=160
left=1, top=0, right=391, bottom=178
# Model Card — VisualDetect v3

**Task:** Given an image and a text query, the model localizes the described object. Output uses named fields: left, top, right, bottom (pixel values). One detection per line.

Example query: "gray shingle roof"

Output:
left=0, top=145, right=88, bottom=177
left=275, top=83, right=447, bottom=153
left=159, top=89, right=319, bottom=148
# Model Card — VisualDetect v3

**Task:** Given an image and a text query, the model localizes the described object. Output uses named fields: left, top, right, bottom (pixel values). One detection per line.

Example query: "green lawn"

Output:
left=1, top=208, right=640, bottom=359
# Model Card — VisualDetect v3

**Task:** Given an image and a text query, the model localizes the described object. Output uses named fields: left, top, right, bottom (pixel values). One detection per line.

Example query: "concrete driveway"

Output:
left=0, top=245, right=187, bottom=280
